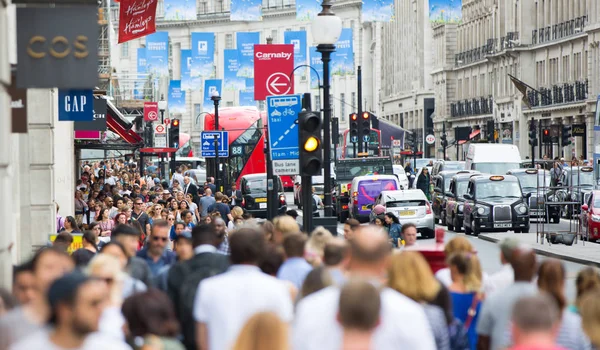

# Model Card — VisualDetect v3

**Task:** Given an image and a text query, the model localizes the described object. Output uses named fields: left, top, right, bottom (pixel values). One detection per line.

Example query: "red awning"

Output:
left=105, top=99, right=142, bottom=144
left=458, top=129, right=481, bottom=144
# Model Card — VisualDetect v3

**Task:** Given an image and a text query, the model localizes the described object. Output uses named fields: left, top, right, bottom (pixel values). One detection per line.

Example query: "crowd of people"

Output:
left=0, top=158, right=600, bottom=350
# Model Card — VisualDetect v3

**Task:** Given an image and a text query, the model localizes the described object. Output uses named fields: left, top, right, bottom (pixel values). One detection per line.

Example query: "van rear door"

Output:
left=356, top=178, right=398, bottom=215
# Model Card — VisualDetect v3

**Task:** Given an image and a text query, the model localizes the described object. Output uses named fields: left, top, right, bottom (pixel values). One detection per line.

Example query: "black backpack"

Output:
left=312, top=195, right=318, bottom=213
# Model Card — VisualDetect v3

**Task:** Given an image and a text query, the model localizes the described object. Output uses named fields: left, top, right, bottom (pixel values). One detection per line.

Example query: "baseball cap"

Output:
left=162, top=190, right=170, bottom=195
left=47, top=272, right=90, bottom=324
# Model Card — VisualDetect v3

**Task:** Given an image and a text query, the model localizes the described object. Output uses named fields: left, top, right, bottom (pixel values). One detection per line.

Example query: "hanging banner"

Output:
left=181, top=49, right=192, bottom=90
left=75, top=98, right=107, bottom=131
left=284, top=31, right=307, bottom=76
left=224, top=49, right=245, bottom=91
left=239, top=90, right=255, bottom=107
left=309, top=46, right=323, bottom=89
left=429, top=0, right=462, bottom=23
left=332, top=28, right=354, bottom=76
left=118, top=0, right=158, bottom=43
left=203, top=79, right=222, bottom=113
left=230, top=0, right=262, bottom=21
left=145, top=32, right=169, bottom=76
left=191, top=32, right=215, bottom=78
left=237, top=32, right=260, bottom=78
left=164, top=0, right=196, bottom=20
left=362, top=0, right=394, bottom=22
left=58, top=90, right=94, bottom=121
left=135, top=48, right=147, bottom=99
left=168, top=80, right=186, bottom=114
left=143, top=102, right=159, bottom=122
left=245, top=78, right=254, bottom=92
left=296, top=0, right=320, bottom=21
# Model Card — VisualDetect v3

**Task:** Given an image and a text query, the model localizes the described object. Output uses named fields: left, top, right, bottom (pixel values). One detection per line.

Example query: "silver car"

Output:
left=370, top=189, right=435, bottom=238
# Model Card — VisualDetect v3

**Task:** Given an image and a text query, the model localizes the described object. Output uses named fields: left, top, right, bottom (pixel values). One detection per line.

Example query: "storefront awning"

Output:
left=106, top=99, right=143, bottom=145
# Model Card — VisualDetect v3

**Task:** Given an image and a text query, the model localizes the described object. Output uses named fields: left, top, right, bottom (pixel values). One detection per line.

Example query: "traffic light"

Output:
left=405, top=131, right=414, bottom=150
left=528, top=119, right=537, bottom=146
left=359, top=112, right=372, bottom=144
left=542, top=129, right=551, bottom=144
left=349, top=113, right=358, bottom=144
left=562, top=125, right=572, bottom=146
left=486, top=120, right=494, bottom=143
left=441, top=132, right=448, bottom=148
left=299, top=110, right=323, bottom=176
left=169, top=119, right=180, bottom=148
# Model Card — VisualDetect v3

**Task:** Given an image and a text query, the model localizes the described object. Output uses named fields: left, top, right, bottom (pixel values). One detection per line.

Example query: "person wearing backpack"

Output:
left=166, top=224, right=229, bottom=350
left=312, top=187, right=323, bottom=217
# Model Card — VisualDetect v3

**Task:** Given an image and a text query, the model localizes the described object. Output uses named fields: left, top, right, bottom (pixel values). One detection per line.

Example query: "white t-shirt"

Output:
left=293, top=286, right=436, bottom=350
left=193, top=265, right=293, bottom=350
left=10, top=330, right=131, bottom=350
left=487, top=264, right=514, bottom=294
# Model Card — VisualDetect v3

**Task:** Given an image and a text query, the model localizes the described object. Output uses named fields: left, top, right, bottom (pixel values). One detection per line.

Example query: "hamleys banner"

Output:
left=144, top=102, right=159, bottom=122
left=118, top=0, right=158, bottom=44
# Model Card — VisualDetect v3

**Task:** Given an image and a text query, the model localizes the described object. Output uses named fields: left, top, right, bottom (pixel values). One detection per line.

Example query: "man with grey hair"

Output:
left=509, top=294, right=562, bottom=349
left=488, top=238, right=520, bottom=293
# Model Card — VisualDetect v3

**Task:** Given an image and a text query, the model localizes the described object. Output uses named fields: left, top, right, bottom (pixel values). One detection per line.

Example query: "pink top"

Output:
left=99, top=220, right=114, bottom=235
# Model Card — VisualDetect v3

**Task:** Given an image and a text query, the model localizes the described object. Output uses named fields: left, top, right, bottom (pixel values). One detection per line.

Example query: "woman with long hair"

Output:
left=185, top=193, right=200, bottom=222
left=384, top=212, right=402, bottom=247
left=114, top=212, right=128, bottom=226
left=571, top=267, right=600, bottom=314
left=447, top=252, right=483, bottom=350
left=62, top=216, right=81, bottom=234
left=580, top=289, right=600, bottom=349
left=74, top=190, right=88, bottom=227
left=417, top=167, right=432, bottom=201
left=435, top=236, right=491, bottom=293
left=388, top=251, right=450, bottom=350
left=148, top=204, right=163, bottom=225
left=306, top=226, right=333, bottom=267
left=98, top=208, right=115, bottom=237
left=232, top=312, right=289, bottom=350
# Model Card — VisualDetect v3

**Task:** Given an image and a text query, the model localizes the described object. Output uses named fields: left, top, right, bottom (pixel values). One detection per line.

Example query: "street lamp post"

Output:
left=158, top=95, right=168, bottom=181
left=313, top=0, right=342, bottom=218
left=211, top=90, right=222, bottom=193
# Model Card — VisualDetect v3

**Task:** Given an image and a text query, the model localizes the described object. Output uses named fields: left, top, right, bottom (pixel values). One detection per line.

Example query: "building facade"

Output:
left=110, top=0, right=381, bottom=153
left=433, top=0, right=599, bottom=161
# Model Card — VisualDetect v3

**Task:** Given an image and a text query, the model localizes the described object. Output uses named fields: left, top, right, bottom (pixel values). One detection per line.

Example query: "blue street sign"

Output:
left=58, top=90, right=94, bottom=121
left=267, top=95, right=302, bottom=160
left=351, top=136, right=358, bottom=143
left=201, top=131, right=229, bottom=158
left=363, top=135, right=370, bottom=142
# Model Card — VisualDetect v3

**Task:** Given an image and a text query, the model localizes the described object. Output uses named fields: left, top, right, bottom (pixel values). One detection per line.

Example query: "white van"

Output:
left=465, top=144, right=521, bottom=174
left=349, top=174, right=401, bottom=223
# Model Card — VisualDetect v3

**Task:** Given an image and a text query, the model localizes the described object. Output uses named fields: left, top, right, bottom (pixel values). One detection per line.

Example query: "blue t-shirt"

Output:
left=136, top=248, right=176, bottom=277
left=450, top=291, right=481, bottom=350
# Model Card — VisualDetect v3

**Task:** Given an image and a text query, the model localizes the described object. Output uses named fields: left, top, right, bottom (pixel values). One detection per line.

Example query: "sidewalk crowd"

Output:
left=0, top=158, right=600, bottom=350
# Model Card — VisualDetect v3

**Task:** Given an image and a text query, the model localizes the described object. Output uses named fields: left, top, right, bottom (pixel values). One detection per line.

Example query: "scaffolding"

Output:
left=98, top=0, right=111, bottom=91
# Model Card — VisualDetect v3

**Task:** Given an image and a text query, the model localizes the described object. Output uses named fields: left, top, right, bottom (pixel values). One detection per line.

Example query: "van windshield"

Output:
left=357, top=180, right=397, bottom=203
left=244, top=179, right=267, bottom=195
left=473, top=163, right=520, bottom=175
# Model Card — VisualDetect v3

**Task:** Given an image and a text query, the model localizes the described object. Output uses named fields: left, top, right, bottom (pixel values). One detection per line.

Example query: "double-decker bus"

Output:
left=594, top=95, right=600, bottom=186
left=203, top=107, right=294, bottom=190
left=338, top=128, right=382, bottom=159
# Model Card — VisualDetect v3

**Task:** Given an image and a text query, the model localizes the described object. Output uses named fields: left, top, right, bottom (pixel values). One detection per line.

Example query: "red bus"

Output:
left=203, top=107, right=294, bottom=190
left=338, top=128, right=382, bottom=159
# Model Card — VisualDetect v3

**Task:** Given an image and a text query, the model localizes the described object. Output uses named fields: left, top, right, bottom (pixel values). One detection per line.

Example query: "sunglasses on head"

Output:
left=152, top=236, right=168, bottom=242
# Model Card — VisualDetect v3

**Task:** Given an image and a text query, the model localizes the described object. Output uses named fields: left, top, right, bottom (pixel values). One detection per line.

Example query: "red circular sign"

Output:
left=155, top=125, right=165, bottom=133
left=165, top=118, right=171, bottom=125
left=147, top=111, right=158, bottom=121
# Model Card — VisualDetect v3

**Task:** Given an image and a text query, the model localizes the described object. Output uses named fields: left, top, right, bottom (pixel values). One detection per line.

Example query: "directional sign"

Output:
left=155, top=124, right=166, bottom=134
left=144, top=102, right=159, bottom=122
left=154, top=124, right=167, bottom=147
left=267, top=94, right=302, bottom=175
left=201, top=131, right=229, bottom=158
left=254, top=44, right=294, bottom=101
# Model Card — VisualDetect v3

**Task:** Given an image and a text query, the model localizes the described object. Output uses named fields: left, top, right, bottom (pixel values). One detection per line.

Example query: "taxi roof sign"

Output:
left=490, top=175, right=505, bottom=181
left=525, top=169, right=538, bottom=174
left=581, top=166, right=594, bottom=172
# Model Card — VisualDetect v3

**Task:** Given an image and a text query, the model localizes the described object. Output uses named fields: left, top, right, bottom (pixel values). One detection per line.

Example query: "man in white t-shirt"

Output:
left=293, top=226, right=436, bottom=350
left=487, top=238, right=518, bottom=293
left=193, top=227, right=293, bottom=350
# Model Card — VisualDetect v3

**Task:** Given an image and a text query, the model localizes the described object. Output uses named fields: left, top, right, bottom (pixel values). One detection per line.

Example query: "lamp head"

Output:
left=158, top=96, right=167, bottom=111
left=210, top=90, right=221, bottom=102
left=311, top=0, right=342, bottom=45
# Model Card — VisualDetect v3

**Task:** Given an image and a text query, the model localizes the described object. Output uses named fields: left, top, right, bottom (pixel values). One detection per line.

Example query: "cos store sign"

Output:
left=16, top=7, right=98, bottom=89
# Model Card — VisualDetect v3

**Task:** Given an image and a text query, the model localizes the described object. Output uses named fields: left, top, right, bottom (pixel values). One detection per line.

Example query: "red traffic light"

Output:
left=543, top=129, right=549, bottom=136
left=351, top=113, right=358, bottom=121
left=362, top=112, right=369, bottom=119
left=172, top=119, right=180, bottom=127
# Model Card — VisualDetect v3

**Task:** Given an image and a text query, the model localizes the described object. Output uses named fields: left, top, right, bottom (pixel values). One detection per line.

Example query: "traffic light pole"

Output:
left=357, top=66, right=363, bottom=154
left=301, top=93, right=313, bottom=232
left=317, top=44, right=334, bottom=218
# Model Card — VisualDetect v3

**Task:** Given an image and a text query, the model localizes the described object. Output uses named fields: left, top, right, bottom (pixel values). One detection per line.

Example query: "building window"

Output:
left=340, top=93, right=346, bottom=120
left=562, top=55, right=570, bottom=82
left=271, top=29, right=278, bottom=43
left=225, top=34, right=233, bottom=49
left=226, top=101, right=234, bottom=107
left=574, top=52, right=582, bottom=80
left=121, top=42, right=129, bottom=58
left=351, top=92, right=356, bottom=109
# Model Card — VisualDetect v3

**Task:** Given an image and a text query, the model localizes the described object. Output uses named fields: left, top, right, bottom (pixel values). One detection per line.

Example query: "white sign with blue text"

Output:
left=58, top=90, right=94, bottom=121
left=201, top=131, right=229, bottom=158
left=267, top=95, right=302, bottom=175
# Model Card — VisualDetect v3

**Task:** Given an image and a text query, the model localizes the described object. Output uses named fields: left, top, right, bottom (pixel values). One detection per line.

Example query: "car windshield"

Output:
left=568, top=171, right=594, bottom=187
left=244, top=178, right=267, bottom=195
left=476, top=181, right=522, bottom=199
left=456, top=181, right=469, bottom=198
left=387, top=199, right=427, bottom=207
left=514, top=173, right=551, bottom=190
left=443, top=162, right=465, bottom=171
left=473, top=163, right=521, bottom=174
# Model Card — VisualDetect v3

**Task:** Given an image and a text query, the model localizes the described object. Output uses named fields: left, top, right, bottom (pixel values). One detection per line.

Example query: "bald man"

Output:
left=183, top=176, right=198, bottom=202
left=294, top=225, right=436, bottom=350
left=477, top=246, right=538, bottom=350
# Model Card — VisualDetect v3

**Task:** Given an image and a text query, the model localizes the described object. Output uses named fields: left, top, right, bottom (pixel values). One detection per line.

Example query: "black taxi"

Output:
left=444, top=171, right=481, bottom=232
left=462, top=175, right=530, bottom=235
left=240, top=173, right=287, bottom=218
left=432, top=170, right=468, bottom=225
left=507, top=168, right=561, bottom=223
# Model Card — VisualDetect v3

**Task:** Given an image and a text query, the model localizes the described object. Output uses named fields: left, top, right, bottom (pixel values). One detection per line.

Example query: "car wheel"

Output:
left=454, top=216, right=462, bottom=232
left=472, top=219, right=480, bottom=236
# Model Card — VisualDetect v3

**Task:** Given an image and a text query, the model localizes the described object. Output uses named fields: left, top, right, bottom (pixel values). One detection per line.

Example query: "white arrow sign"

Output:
left=266, top=73, right=292, bottom=95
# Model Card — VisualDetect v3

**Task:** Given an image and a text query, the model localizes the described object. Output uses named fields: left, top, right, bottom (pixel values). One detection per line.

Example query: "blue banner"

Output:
left=362, top=0, right=394, bottom=22
left=237, top=32, right=260, bottom=78
left=203, top=79, right=222, bottom=113
left=145, top=32, right=169, bottom=77
left=168, top=80, right=186, bottom=114
left=245, top=78, right=254, bottom=91
left=191, top=32, right=215, bottom=79
left=58, top=90, right=94, bottom=121
left=309, top=46, right=323, bottom=89
left=429, top=0, right=462, bottom=23
left=230, top=0, right=262, bottom=21
left=224, top=49, right=245, bottom=91
left=332, top=28, right=354, bottom=76
left=284, top=31, right=307, bottom=76
left=296, top=0, right=320, bottom=21
left=135, top=48, right=147, bottom=99
left=164, top=0, right=197, bottom=20
left=239, top=90, right=255, bottom=107
left=181, top=49, right=192, bottom=90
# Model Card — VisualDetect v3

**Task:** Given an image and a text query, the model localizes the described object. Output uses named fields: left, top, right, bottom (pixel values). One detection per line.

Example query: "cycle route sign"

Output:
left=267, top=94, right=302, bottom=175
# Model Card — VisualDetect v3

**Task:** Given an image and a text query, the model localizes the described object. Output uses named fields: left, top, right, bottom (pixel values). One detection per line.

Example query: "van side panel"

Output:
left=357, top=179, right=398, bottom=215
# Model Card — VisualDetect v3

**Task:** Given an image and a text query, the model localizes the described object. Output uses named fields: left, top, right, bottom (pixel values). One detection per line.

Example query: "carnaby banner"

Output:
left=118, top=0, right=158, bottom=44
left=143, top=102, right=159, bottom=122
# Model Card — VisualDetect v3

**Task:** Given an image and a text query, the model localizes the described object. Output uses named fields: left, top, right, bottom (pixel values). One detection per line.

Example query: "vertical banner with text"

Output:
left=236, top=32, right=260, bottom=78
left=224, top=49, right=245, bottom=91
left=203, top=79, right=222, bottom=113
left=309, top=46, right=323, bottom=89
left=284, top=31, right=307, bottom=76
left=145, top=32, right=169, bottom=77
left=332, top=28, right=354, bottom=76
left=135, top=48, right=147, bottom=99
left=168, top=80, right=186, bottom=114
left=118, top=0, right=158, bottom=43
left=240, top=78, right=255, bottom=106
left=191, top=32, right=215, bottom=79
left=180, top=49, right=192, bottom=90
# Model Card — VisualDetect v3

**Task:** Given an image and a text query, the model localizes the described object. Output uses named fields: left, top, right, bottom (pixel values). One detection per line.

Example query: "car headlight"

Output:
left=592, top=214, right=600, bottom=223
left=476, top=207, right=489, bottom=215
left=458, top=204, right=464, bottom=212
left=516, top=204, right=528, bottom=215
